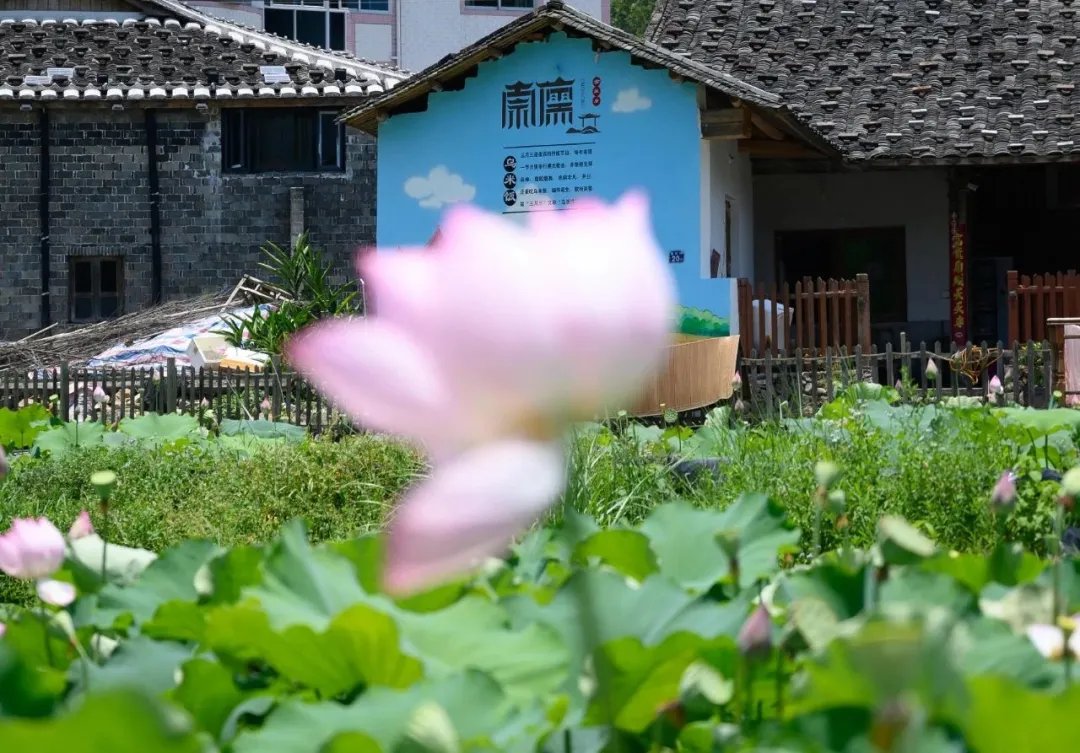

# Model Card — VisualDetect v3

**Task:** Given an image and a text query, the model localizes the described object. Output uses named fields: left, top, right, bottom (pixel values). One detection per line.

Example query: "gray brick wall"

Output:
left=0, top=113, right=43, bottom=332
left=0, top=104, right=376, bottom=341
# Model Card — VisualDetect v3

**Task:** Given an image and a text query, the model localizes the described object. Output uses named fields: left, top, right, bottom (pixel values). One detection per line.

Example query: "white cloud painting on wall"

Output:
left=404, top=166, right=476, bottom=209
left=612, top=87, right=653, bottom=113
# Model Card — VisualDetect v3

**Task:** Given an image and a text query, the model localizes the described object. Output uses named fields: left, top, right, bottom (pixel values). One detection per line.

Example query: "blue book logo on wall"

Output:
left=668, top=250, right=685, bottom=264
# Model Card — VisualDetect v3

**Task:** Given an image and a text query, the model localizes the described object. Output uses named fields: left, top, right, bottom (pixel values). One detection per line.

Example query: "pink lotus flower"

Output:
left=0, top=517, right=75, bottom=606
left=1027, top=618, right=1080, bottom=660
left=69, top=510, right=94, bottom=540
left=988, top=375, right=1004, bottom=397
left=288, top=193, right=674, bottom=593
left=0, top=622, right=5, bottom=638
left=92, top=384, right=108, bottom=406
left=990, top=471, right=1017, bottom=511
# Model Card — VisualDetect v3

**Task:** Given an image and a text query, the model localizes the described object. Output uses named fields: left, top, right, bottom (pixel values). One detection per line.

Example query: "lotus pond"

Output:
left=1, top=389, right=1080, bottom=751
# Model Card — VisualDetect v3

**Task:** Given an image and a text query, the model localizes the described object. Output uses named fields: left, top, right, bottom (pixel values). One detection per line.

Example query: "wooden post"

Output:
left=855, top=273, right=871, bottom=353
left=1007, top=270, right=1020, bottom=345
left=165, top=358, right=177, bottom=414
left=59, top=362, right=70, bottom=421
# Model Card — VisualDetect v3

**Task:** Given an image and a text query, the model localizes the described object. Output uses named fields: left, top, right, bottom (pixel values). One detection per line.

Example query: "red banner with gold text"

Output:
left=949, top=212, right=968, bottom=347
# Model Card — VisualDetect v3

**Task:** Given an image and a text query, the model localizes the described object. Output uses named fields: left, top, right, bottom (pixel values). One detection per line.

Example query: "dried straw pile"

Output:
left=0, top=294, right=230, bottom=374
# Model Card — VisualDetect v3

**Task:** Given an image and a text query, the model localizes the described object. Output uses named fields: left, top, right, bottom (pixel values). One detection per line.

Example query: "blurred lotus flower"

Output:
left=242, top=327, right=252, bottom=342
left=0, top=446, right=7, bottom=479
left=737, top=603, right=773, bottom=659
left=260, top=397, right=272, bottom=415
left=894, top=379, right=902, bottom=391
left=69, top=510, right=94, bottom=540
left=288, top=193, right=675, bottom=593
left=731, top=372, right=742, bottom=392
left=988, top=375, right=1004, bottom=397
left=0, top=517, right=75, bottom=606
left=1063, top=467, right=1080, bottom=500
left=92, top=384, right=108, bottom=405
left=990, top=471, right=1017, bottom=511
left=1027, top=617, right=1080, bottom=660
left=0, top=622, right=5, bottom=638
left=925, top=359, right=938, bottom=381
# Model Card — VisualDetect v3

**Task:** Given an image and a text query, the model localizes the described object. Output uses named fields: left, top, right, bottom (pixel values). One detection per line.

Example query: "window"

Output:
left=223, top=109, right=345, bottom=173
left=464, top=0, right=534, bottom=10
left=70, top=257, right=123, bottom=323
left=264, top=5, right=345, bottom=50
left=359, top=0, right=389, bottom=10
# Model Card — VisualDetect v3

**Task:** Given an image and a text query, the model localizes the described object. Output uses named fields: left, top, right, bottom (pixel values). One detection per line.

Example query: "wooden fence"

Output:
left=1007, top=270, right=1080, bottom=344
left=0, top=339, right=1061, bottom=431
left=0, top=360, right=344, bottom=432
left=737, top=340, right=1055, bottom=418
left=736, top=275, right=871, bottom=357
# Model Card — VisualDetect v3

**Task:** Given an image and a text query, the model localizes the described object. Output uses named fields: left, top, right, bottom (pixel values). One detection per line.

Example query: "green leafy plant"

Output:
left=218, top=234, right=359, bottom=357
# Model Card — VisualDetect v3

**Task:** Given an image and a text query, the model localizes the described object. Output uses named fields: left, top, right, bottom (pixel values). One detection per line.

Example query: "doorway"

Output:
left=775, top=226, right=907, bottom=324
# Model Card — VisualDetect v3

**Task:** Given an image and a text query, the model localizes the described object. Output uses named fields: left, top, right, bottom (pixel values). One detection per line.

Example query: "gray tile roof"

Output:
left=342, top=0, right=836, bottom=156
left=648, top=0, right=1080, bottom=162
left=0, top=0, right=404, bottom=103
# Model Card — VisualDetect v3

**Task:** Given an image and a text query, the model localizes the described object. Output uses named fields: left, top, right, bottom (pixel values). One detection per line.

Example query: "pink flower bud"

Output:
left=68, top=510, right=94, bottom=540
left=925, top=359, right=938, bottom=381
left=0, top=447, right=7, bottom=479
left=0, top=517, right=66, bottom=581
left=737, top=603, right=773, bottom=659
left=92, top=385, right=108, bottom=405
left=731, top=371, right=743, bottom=391
left=988, top=375, right=1004, bottom=396
left=991, top=471, right=1017, bottom=511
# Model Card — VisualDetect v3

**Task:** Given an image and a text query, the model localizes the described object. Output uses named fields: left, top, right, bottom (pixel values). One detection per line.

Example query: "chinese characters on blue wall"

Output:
left=499, top=76, right=602, bottom=212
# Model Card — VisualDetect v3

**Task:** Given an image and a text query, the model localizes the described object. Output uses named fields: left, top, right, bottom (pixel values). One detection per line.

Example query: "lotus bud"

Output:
left=988, top=375, right=1004, bottom=397
left=92, top=384, right=108, bottom=406
left=737, top=603, right=773, bottom=659
left=925, top=359, right=938, bottom=381
left=68, top=510, right=94, bottom=540
left=990, top=470, right=1017, bottom=511
left=895, top=379, right=903, bottom=391
left=1062, top=467, right=1080, bottom=510
left=0, top=622, right=5, bottom=638
left=827, top=488, right=846, bottom=515
left=0, top=447, right=7, bottom=479
left=734, top=398, right=747, bottom=415
left=731, top=371, right=743, bottom=392
left=814, top=460, right=842, bottom=490
left=261, top=397, right=272, bottom=415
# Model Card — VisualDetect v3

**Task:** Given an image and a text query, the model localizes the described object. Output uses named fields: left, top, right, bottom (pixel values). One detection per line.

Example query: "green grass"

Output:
left=0, top=435, right=422, bottom=604
left=2, top=402, right=1075, bottom=605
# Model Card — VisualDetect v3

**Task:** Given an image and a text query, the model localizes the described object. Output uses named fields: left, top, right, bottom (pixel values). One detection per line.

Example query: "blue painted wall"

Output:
left=377, top=33, right=734, bottom=336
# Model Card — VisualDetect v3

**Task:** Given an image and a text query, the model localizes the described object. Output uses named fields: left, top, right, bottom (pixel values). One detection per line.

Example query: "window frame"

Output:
left=263, top=4, right=348, bottom=50
left=222, top=108, right=346, bottom=175
left=69, top=256, right=124, bottom=324
left=463, top=0, right=535, bottom=11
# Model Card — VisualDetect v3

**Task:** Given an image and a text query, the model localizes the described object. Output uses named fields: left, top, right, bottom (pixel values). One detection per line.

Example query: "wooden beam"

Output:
left=737, top=140, right=824, bottom=159
left=750, top=112, right=785, bottom=140
left=700, top=107, right=751, bottom=140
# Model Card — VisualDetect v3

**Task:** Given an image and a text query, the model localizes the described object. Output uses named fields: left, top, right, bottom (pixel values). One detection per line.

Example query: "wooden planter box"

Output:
left=628, top=335, right=740, bottom=416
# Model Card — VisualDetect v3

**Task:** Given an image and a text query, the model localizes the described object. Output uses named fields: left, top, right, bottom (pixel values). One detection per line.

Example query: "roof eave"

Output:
left=340, top=1, right=781, bottom=133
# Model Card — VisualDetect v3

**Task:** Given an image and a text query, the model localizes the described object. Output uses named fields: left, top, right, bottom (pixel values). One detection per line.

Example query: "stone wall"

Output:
left=0, top=104, right=376, bottom=341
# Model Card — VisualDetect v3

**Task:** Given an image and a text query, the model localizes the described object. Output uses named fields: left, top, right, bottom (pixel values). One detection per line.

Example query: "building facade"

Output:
left=344, top=3, right=831, bottom=339
left=0, top=0, right=402, bottom=340
left=188, top=0, right=609, bottom=71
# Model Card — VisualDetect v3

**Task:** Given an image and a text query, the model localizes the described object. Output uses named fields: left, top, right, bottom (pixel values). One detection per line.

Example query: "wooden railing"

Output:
left=737, top=340, right=1055, bottom=417
left=1007, top=271, right=1080, bottom=344
left=736, top=274, right=871, bottom=356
